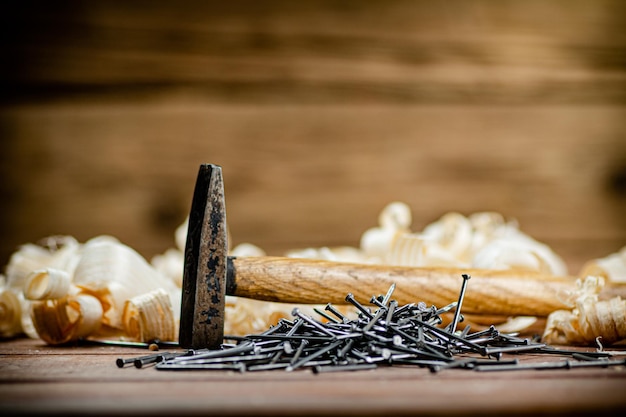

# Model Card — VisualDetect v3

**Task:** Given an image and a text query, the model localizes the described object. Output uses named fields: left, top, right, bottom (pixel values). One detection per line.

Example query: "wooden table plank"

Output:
left=1, top=338, right=625, bottom=416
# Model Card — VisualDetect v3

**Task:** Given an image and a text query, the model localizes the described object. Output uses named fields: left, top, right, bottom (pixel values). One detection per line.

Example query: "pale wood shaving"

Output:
left=543, top=276, right=626, bottom=346
left=31, top=294, right=103, bottom=345
left=122, top=288, right=176, bottom=343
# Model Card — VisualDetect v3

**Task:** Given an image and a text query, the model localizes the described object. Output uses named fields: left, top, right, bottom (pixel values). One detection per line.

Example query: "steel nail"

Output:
left=362, top=307, right=387, bottom=333
left=324, top=303, right=348, bottom=323
left=292, top=308, right=336, bottom=338
left=134, top=352, right=180, bottom=368
left=171, top=341, right=255, bottom=362
left=369, top=296, right=386, bottom=309
left=435, top=301, right=458, bottom=315
left=385, top=300, right=398, bottom=324
left=314, top=307, right=341, bottom=324
left=381, top=283, right=396, bottom=306
left=289, top=339, right=309, bottom=365
left=484, top=343, right=546, bottom=356
left=116, top=357, right=135, bottom=368
left=345, top=293, right=374, bottom=319
left=449, top=274, right=470, bottom=334
left=287, top=340, right=343, bottom=371
left=313, top=363, right=377, bottom=373
left=156, top=362, right=246, bottom=372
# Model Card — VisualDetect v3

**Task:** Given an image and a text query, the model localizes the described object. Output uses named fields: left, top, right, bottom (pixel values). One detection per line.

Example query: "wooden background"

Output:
left=1, top=0, right=625, bottom=275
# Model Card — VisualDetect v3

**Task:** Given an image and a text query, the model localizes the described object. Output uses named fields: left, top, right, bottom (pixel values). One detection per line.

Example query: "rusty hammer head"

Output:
left=179, top=164, right=229, bottom=349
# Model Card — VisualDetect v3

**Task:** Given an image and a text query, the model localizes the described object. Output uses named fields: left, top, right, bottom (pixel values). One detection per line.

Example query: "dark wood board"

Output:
left=1, top=337, right=625, bottom=416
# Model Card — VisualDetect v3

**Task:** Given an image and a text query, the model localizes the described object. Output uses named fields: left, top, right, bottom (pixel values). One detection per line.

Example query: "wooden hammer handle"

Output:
left=229, top=256, right=581, bottom=317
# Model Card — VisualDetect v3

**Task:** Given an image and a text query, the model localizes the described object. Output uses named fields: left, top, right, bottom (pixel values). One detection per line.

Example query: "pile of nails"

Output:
left=117, top=277, right=625, bottom=374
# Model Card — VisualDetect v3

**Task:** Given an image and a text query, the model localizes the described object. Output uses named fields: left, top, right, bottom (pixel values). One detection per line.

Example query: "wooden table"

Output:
left=1, top=337, right=625, bottom=416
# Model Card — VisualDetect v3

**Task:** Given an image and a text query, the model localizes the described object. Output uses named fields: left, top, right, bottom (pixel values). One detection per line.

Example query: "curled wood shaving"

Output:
left=543, top=276, right=626, bottom=346
left=24, top=268, right=72, bottom=300
left=31, top=294, right=103, bottom=345
left=122, top=288, right=176, bottom=343
left=73, top=236, right=180, bottom=331
left=0, top=288, right=24, bottom=338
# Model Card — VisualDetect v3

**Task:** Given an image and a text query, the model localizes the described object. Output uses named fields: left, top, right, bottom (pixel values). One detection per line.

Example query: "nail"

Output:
left=350, top=348, right=374, bottom=363
left=156, top=362, right=246, bottom=372
left=449, top=274, right=470, bottom=334
left=246, top=363, right=291, bottom=372
left=170, top=341, right=255, bottom=362
left=337, top=339, right=354, bottom=358
left=246, top=334, right=334, bottom=342
left=390, top=302, right=414, bottom=319
left=459, top=325, right=471, bottom=339
left=534, top=347, right=612, bottom=358
left=419, top=320, right=486, bottom=355
left=289, top=340, right=309, bottom=365
left=324, top=303, right=348, bottom=323
left=169, top=353, right=271, bottom=365
left=362, top=307, right=387, bottom=333
left=269, top=350, right=283, bottom=364
left=87, top=338, right=179, bottom=350
left=385, top=300, right=398, bottom=324
left=314, top=307, right=341, bottom=324
left=292, top=308, right=336, bottom=338
left=368, top=345, right=392, bottom=360
left=116, top=357, right=135, bottom=368
left=259, top=321, right=288, bottom=336
left=572, top=352, right=605, bottom=362
left=484, top=343, right=546, bottom=356
left=285, top=318, right=305, bottom=337
left=473, top=359, right=625, bottom=372
left=313, top=363, right=377, bottom=373
left=283, top=341, right=294, bottom=355
left=381, top=283, right=396, bottom=306
left=345, top=293, right=373, bottom=319
left=369, top=296, right=385, bottom=309
left=435, top=301, right=458, bottom=315
left=465, top=325, right=498, bottom=340
left=134, top=352, right=177, bottom=368
left=286, top=340, right=343, bottom=371
left=391, top=358, right=449, bottom=370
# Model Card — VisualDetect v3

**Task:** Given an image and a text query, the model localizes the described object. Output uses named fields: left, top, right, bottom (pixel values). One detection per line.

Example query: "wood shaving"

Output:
left=0, top=288, right=24, bottom=338
left=1, top=235, right=180, bottom=344
left=122, top=288, right=176, bottom=343
left=30, top=294, right=104, bottom=345
left=543, top=276, right=626, bottom=345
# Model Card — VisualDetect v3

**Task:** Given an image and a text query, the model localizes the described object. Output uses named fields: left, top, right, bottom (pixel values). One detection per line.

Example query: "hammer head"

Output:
left=179, top=164, right=228, bottom=349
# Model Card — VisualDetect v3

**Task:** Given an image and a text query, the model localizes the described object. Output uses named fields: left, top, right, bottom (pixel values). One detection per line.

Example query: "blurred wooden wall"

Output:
left=1, top=0, right=625, bottom=274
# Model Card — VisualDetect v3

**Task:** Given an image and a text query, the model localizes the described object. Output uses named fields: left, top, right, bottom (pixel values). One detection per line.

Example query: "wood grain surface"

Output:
left=0, top=337, right=625, bottom=416
left=1, top=0, right=625, bottom=276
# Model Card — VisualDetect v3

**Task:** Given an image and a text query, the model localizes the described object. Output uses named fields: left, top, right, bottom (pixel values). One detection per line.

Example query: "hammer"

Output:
left=179, top=164, right=590, bottom=349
